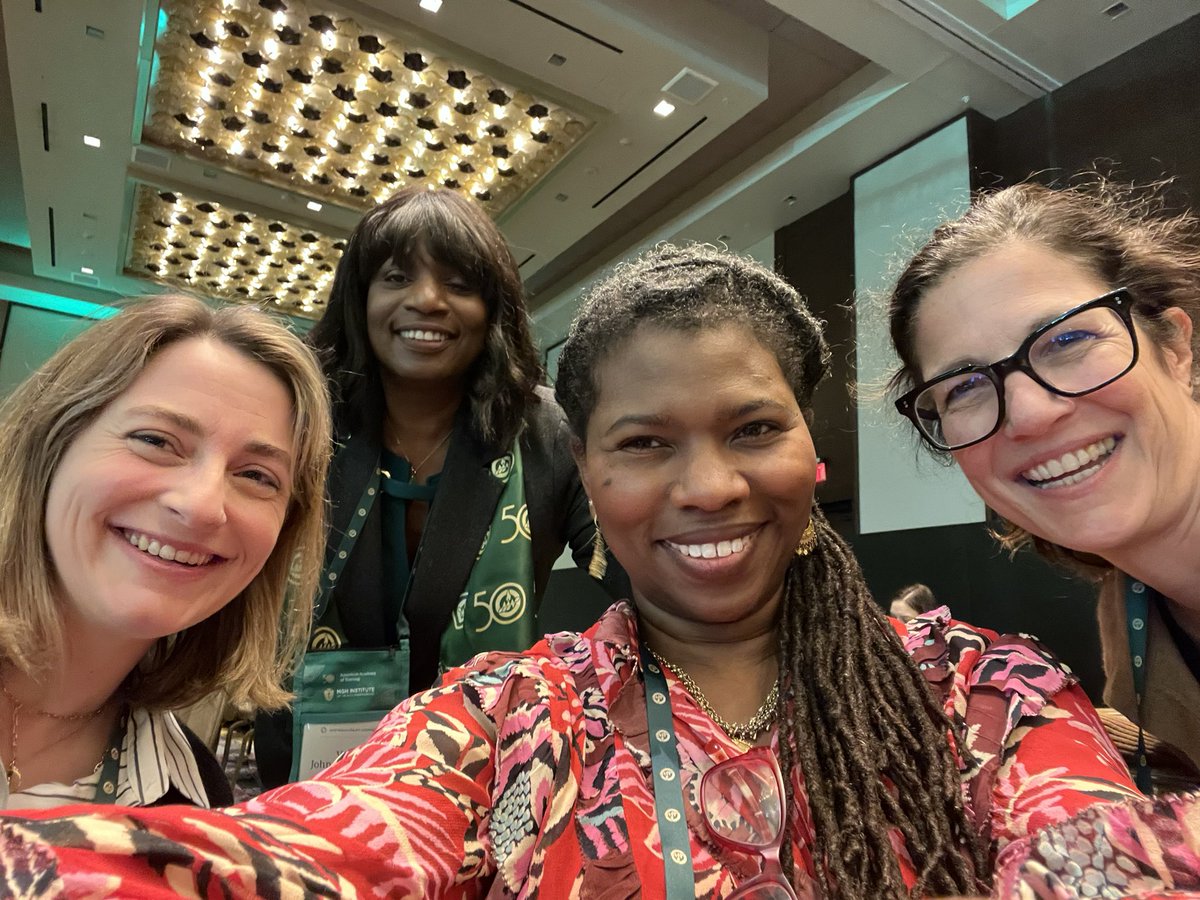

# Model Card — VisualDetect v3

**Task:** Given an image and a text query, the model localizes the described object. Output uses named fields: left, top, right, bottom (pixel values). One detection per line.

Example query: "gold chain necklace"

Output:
left=386, top=426, right=453, bottom=483
left=647, top=648, right=780, bottom=744
left=1, top=678, right=109, bottom=793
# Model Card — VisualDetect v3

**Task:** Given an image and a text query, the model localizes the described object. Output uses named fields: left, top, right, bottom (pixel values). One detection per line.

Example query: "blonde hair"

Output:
left=0, top=295, right=332, bottom=711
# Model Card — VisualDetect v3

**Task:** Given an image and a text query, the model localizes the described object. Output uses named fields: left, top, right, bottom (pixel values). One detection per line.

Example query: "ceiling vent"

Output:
left=71, top=272, right=100, bottom=287
left=131, top=145, right=172, bottom=171
left=662, top=68, right=718, bottom=105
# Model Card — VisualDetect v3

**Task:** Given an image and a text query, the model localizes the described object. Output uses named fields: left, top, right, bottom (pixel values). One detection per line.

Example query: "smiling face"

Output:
left=44, top=337, right=296, bottom=653
left=365, top=249, right=489, bottom=391
left=912, top=240, right=1197, bottom=560
left=576, top=323, right=816, bottom=634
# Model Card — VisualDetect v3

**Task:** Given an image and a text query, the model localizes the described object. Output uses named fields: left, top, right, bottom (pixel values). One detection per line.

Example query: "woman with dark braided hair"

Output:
left=0, top=244, right=1162, bottom=899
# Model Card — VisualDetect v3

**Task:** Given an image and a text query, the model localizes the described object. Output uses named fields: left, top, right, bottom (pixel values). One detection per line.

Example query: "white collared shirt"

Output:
left=1, top=707, right=212, bottom=810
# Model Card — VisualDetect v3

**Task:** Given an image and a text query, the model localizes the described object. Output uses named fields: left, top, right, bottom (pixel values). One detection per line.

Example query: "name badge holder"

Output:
left=290, top=468, right=410, bottom=782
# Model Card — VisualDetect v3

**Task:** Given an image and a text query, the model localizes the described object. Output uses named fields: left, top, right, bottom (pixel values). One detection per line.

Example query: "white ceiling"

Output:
left=2, top=0, right=1196, bottom=341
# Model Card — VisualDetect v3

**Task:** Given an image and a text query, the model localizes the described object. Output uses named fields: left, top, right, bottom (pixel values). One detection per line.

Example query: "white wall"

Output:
left=852, top=117, right=984, bottom=534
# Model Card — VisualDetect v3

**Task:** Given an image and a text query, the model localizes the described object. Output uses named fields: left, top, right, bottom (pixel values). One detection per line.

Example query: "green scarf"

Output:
left=439, top=446, right=536, bottom=670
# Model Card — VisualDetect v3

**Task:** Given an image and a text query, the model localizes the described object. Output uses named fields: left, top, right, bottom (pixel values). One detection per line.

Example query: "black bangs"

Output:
left=356, top=193, right=493, bottom=298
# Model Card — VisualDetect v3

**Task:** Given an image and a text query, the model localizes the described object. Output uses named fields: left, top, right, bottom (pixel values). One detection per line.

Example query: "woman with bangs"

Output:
left=255, top=186, right=624, bottom=788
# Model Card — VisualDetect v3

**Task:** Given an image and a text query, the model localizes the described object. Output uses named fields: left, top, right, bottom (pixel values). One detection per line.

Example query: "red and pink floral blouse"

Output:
left=1, top=602, right=1195, bottom=898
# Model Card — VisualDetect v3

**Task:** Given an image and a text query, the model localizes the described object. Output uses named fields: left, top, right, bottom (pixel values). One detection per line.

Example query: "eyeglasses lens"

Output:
left=914, top=305, right=1134, bottom=449
left=701, top=756, right=783, bottom=847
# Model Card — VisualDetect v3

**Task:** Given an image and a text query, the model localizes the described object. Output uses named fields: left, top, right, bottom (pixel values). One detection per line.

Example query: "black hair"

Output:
left=308, top=186, right=542, bottom=449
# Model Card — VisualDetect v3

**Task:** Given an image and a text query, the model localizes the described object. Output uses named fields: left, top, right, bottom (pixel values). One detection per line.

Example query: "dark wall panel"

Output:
left=775, top=192, right=857, bottom=505
left=985, top=13, right=1200, bottom=208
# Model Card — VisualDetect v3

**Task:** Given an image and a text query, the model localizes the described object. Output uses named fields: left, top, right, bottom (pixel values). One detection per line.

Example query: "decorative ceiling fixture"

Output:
left=126, top=182, right=345, bottom=318
left=143, top=0, right=593, bottom=214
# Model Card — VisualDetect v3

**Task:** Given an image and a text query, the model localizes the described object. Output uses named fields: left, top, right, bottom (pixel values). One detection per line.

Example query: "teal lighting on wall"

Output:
left=974, top=0, right=1041, bottom=20
left=0, top=286, right=119, bottom=320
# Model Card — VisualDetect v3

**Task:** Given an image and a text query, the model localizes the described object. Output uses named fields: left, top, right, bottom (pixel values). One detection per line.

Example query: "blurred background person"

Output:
left=888, top=583, right=938, bottom=620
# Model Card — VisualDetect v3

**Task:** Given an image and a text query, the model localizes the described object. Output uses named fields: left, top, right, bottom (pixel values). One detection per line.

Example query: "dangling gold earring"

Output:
left=589, top=522, right=608, bottom=579
left=795, top=519, right=818, bottom=557
left=588, top=501, right=608, bottom=579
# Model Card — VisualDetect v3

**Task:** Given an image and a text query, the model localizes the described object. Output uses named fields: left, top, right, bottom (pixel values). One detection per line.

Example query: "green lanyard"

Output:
left=314, top=466, right=381, bottom=624
left=1125, top=578, right=1152, bottom=793
left=640, top=646, right=696, bottom=899
left=92, top=705, right=128, bottom=805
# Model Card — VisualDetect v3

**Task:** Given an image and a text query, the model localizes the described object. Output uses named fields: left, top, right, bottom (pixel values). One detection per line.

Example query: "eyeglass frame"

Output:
left=894, top=288, right=1140, bottom=452
left=701, top=745, right=799, bottom=900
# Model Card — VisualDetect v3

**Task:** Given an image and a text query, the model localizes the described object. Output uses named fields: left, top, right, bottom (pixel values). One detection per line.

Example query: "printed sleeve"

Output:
left=988, top=681, right=1142, bottom=849
left=992, top=788, right=1200, bottom=898
left=0, top=655, right=572, bottom=899
left=901, top=610, right=1141, bottom=860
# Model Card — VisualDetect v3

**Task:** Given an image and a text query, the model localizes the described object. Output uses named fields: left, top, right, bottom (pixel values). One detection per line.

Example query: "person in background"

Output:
left=0, top=295, right=330, bottom=810
left=255, top=186, right=625, bottom=788
left=889, top=179, right=1200, bottom=783
left=2, top=245, right=1176, bottom=900
left=888, top=582, right=938, bottom=620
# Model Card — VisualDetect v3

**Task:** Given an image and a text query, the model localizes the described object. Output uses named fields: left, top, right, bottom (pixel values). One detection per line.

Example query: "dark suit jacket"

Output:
left=256, top=387, right=627, bottom=788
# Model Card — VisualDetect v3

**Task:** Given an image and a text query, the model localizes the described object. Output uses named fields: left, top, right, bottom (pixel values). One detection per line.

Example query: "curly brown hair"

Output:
left=887, top=178, right=1200, bottom=574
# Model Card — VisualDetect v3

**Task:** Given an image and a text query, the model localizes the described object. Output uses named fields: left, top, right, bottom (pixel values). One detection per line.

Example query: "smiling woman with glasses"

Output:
left=889, top=180, right=1200, bottom=812
left=897, top=288, right=1141, bottom=451
left=0, top=244, right=1167, bottom=900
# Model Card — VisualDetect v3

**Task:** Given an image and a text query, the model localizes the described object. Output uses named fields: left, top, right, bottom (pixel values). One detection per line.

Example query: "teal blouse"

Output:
left=379, top=447, right=441, bottom=639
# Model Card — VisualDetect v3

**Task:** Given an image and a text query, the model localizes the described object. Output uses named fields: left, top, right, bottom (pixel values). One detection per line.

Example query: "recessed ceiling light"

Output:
left=306, top=200, right=323, bottom=212
left=83, top=135, right=101, bottom=148
left=80, top=266, right=94, bottom=275
left=653, top=99, right=676, bottom=118
left=419, top=0, right=443, bottom=11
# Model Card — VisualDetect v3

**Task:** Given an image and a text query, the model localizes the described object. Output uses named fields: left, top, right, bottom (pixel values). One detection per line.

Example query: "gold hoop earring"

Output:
left=589, top=521, right=608, bottom=579
left=795, top=520, right=818, bottom=557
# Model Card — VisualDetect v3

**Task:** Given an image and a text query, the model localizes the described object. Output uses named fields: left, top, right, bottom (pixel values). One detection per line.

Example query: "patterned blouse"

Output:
left=0, top=602, right=1166, bottom=898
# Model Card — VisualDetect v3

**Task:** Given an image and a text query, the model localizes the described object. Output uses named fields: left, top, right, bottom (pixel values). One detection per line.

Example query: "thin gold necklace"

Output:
left=1, top=677, right=109, bottom=793
left=386, top=427, right=452, bottom=482
left=647, top=648, right=780, bottom=745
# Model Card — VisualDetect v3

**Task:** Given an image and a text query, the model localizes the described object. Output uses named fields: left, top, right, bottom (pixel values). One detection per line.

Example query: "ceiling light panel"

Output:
left=143, top=0, right=593, bottom=213
left=127, top=182, right=345, bottom=318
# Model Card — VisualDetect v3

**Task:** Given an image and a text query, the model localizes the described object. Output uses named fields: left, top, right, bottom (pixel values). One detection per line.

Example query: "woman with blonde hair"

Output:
left=0, top=294, right=331, bottom=808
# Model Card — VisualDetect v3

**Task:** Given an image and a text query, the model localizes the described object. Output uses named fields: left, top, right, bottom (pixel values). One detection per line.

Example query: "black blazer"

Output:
left=256, top=387, right=627, bottom=788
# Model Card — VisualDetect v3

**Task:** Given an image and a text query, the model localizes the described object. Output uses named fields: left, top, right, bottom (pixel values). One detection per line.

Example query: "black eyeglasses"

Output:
left=895, top=288, right=1139, bottom=451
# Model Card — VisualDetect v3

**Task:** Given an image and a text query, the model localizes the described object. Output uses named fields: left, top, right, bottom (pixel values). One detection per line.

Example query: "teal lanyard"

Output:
left=1124, top=578, right=1152, bottom=793
left=640, top=646, right=697, bottom=899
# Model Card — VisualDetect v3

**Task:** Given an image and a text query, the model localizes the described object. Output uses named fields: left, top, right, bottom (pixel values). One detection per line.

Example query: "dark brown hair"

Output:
left=308, top=186, right=542, bottom=449
left=557, top=243, right=986, bottom=897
